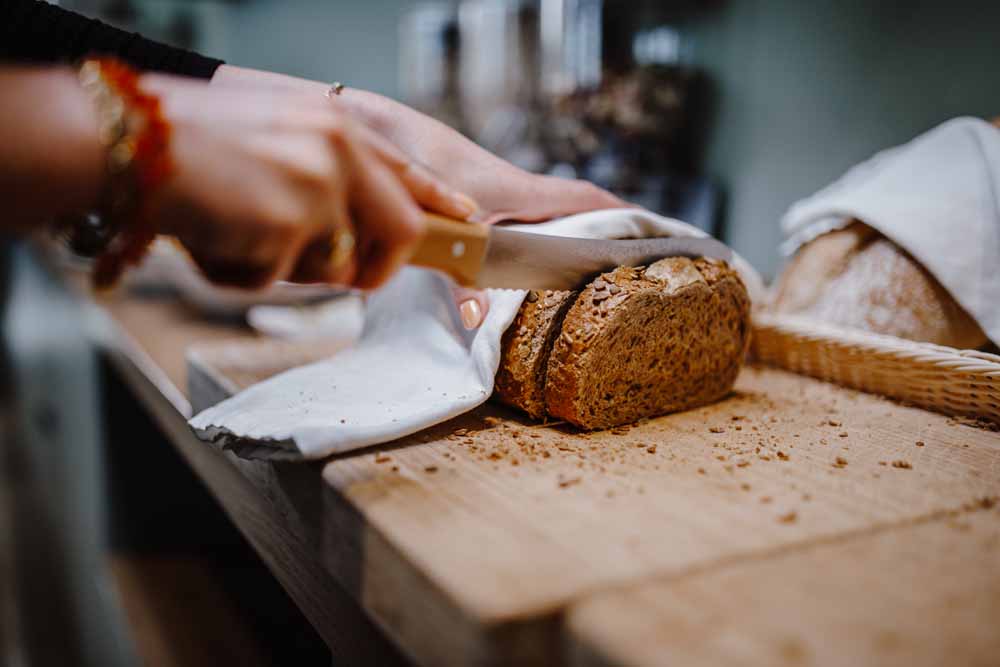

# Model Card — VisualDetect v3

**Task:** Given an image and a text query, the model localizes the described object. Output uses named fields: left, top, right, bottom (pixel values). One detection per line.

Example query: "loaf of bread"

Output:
left=494, top=257, right=751, bottom=429
left=771, top=220, right=987, bottom=349
left=495, top=290, right=577, bottom=419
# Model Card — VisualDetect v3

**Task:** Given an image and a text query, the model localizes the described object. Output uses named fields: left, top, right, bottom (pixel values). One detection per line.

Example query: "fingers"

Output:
left=480, top=175, right=630, bottom=225
left=336, top=133, right=425, bottom=290
left=452, top=286, right=489, bottom=329
left=398, top=161, right=479, bottom=220
left=349, top=122, right=479, bottom=220
left=164, top=203, right=298, bottom=289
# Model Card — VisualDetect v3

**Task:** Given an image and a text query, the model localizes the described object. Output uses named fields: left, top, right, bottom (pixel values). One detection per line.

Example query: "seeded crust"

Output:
left=494, top=290, right=577, bottom=418
left=493, top=257, right=751, bottom=430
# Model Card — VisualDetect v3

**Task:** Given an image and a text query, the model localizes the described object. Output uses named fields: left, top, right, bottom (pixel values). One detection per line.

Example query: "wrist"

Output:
left=29, top=69, right=105, bottom=215
left=64, top=59, right=174, bottom=286
left=59, top=70, right=108, bottom=213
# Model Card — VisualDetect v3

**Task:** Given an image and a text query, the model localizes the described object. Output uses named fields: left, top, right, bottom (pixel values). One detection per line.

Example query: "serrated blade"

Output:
left=475, top=227, right=734, bottom=290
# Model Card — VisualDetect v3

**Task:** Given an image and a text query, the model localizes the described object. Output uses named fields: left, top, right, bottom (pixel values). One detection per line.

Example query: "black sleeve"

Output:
left=0, top=0, right=223, bottom=79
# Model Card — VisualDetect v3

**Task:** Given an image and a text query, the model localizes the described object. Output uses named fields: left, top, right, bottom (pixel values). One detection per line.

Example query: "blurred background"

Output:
left=4, top=1, right=1000, bottom=665
left=62, top=0, right=1000, bottom=276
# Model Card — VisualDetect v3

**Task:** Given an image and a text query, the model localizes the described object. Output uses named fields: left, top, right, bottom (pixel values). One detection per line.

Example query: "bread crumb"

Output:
left=484, top=416, right=502, bottom=427
left=709, top=426, right=725, bottom=433
left=391, top=465, right=399, bottom=472
left=891, top=460, right=912, bottom=469
left=558, top=475, right=582, bottom=488
left=760, top=496, right=772, bottom=504
left=778, top=511, right=798, bottom=524
left=740, top=483, right=751, bottom=491
left=424, top=465, right=439, bottom=473
left=646, top=445, right=657, bottom=454
left=375, top=453, right=392, bottom=464
left=776, top=451, right=789, bottom=461
left=697, top=467, right=706, bottom=475
left=828, top=419, right=842, bottom=427
left=915, top=441, right=925, bottom=447
left=838, top=432, right=849, bottom=438
left=833, top=456, right=848, bottom=468
left=454, top=428, right=468, bottom=436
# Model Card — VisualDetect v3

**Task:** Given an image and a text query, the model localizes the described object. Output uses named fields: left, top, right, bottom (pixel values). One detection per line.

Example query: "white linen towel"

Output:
left=189, top=208, right=763, bottom=460
left=781, top=117, right=1000, bottom=346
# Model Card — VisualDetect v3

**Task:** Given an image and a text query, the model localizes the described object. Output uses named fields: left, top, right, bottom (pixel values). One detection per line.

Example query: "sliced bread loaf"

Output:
left=493, top=256, right=751, bottom=429
left=495, top=289, right=576, bottom=418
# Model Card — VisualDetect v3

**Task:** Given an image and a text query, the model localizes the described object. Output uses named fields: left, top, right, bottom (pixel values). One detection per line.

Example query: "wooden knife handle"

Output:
left=408, top=213, right=490, bottom=287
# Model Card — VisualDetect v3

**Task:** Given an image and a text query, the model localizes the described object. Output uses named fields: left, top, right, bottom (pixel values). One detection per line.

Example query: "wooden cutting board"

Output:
left=187, top=337, right=1000, bottom=666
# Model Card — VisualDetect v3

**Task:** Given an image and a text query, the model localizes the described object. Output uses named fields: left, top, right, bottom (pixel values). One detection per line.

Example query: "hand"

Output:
left=334, top=91, right=628, bottom=225
left=140, top=74, right=477, bottom=290
left=210, top=66, right=630, bottom=327
left=212, top=67, right=627, bottom=224
left=346, top=91, right=630, bottom=328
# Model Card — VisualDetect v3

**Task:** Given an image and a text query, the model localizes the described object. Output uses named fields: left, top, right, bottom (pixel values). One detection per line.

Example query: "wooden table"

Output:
left=91, top=288, right=1000, bottom=667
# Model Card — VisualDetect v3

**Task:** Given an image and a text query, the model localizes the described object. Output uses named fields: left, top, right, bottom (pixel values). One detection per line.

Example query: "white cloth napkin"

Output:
left=189, top=208, right=763, bottom=460
left=781, top=117, right=1000, bottom=346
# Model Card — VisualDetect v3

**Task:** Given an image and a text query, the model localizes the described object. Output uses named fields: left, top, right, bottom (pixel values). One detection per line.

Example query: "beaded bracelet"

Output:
left=68, top=57, right=173, bottom=288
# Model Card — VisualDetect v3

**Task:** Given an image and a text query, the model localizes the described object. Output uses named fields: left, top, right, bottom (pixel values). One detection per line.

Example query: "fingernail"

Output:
left=459, top=298, right=482, bottom=329
left=453, top=193, right=479, bottom=219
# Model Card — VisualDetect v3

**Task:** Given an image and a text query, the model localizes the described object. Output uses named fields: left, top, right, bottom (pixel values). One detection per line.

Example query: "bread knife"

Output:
left=409, top=213, right=734, bottom=290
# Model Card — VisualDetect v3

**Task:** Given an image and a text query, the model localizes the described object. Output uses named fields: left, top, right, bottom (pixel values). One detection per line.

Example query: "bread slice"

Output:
left=495, top=290, right=576, bottom=418
left=771, top=220, right=987, bottom=349
left=493, top=257, right=751, bottom=429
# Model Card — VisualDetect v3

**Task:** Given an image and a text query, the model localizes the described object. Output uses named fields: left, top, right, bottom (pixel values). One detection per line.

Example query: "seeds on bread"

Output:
left=494, top=256, right=751, bottom=429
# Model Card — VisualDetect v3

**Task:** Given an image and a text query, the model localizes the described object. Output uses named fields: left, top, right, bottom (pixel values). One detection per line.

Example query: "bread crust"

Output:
left=494, top=290, right=577, bottom=418
left=543, top=257, right=750, bottom=429
left=771, top=221, right=987, bottom=349
left=493, top=257, right=751, bottom=430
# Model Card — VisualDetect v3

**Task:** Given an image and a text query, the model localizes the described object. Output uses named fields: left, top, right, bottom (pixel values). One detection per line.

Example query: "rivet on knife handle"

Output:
left=409, top=213, right=490, bottom=287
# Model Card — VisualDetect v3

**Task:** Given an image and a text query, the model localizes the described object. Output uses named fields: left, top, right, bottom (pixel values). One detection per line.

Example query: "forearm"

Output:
left=0, top=68, right=104, bottom=232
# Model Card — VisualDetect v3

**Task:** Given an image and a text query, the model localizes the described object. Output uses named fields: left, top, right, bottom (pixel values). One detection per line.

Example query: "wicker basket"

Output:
left=751, top=313, right=1000, bottom=425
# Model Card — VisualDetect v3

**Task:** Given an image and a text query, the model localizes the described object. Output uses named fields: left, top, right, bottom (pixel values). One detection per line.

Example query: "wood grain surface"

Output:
left=98, top=290, right=1000, bottom=666
left=567, top=502, right=1000, bottom=667
left=316, top=368, right=1000, bottom=665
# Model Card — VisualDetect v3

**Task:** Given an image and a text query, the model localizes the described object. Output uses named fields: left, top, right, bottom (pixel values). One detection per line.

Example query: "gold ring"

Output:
left=326, top=82, right=345, bottom=98
left=329, top=226, right=356, bottom=272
